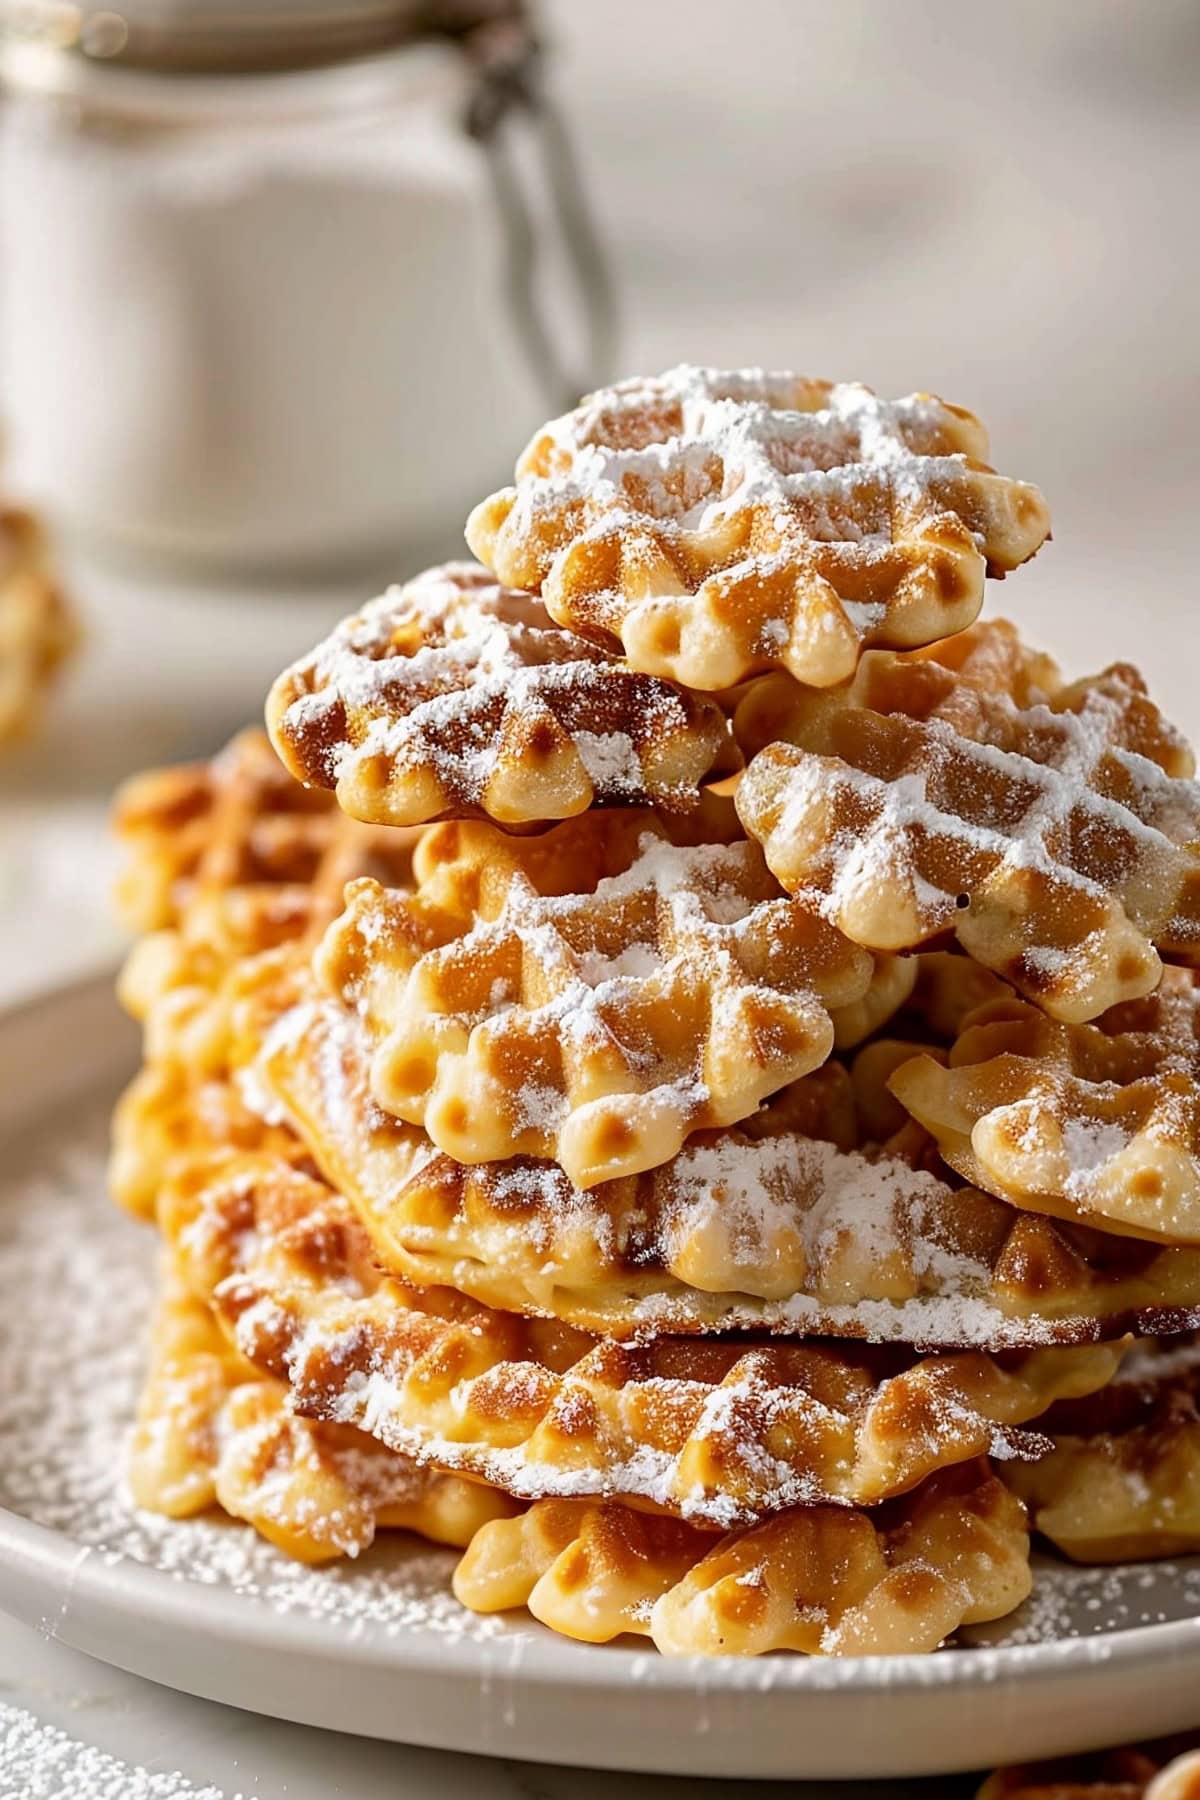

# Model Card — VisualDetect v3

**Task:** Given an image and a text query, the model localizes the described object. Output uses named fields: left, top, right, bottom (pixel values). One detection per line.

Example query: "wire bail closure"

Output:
left=0, top=2, right=617, bottom=409
left=461, top=13, right=617, bottom=412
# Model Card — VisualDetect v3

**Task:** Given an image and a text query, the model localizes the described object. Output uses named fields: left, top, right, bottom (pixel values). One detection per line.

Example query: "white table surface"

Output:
left=2, top=0, right=1199, bottom=1788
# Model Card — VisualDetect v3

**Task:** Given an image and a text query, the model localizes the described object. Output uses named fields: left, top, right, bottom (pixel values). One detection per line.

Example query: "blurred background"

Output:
left=0, top=0, right=1197, bottom=998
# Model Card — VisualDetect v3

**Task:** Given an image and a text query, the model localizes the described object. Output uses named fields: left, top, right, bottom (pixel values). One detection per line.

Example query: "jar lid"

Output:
left=0, top=0, right=526, bottom=72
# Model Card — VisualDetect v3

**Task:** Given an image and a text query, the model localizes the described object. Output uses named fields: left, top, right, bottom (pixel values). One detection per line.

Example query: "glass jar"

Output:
left=0, top=2, right=615, bottom=578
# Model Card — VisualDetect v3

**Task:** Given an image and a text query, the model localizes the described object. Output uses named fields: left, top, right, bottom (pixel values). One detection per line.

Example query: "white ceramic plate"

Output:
left=1, top=975, right=1199, bottom=1782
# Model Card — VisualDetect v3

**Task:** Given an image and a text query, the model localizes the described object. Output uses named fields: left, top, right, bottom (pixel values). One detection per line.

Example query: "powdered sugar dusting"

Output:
left=517, top=367, right=990, bottom=552
left=966, top=1555, right=1200, bottom=1650
left=656, top=1133, right=983, bottom=1284
left=335, top=1359, right=833, bottom=1530
left=1061, top=1117, right=1132, bottom=1197
left=387, top=833, right=837, bottom=1043
left=275, top=561, right=724, bottom=812
left=1118, top=1335, right=1200, bottom=1387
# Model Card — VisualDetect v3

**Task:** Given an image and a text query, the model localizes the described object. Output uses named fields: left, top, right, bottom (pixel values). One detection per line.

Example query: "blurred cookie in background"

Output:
left=0, top=504, right=78, bottom=747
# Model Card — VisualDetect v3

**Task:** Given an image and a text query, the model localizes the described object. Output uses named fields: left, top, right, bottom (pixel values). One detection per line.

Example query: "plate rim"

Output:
left=5, top=1494, right=1200, bottom=1695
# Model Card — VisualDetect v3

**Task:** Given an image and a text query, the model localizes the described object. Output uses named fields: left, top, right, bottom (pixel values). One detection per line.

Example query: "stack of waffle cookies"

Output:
left=113, top=367, right=1200, bottom=1658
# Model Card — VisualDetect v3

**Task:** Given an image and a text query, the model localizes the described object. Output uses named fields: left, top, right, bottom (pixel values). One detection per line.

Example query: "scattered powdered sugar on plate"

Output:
left=0, top=1701, right=244, bottom=1800
left=0, top=1091, right=502, bottom=1644
left=965, top=1555, right=1200, bottom=1651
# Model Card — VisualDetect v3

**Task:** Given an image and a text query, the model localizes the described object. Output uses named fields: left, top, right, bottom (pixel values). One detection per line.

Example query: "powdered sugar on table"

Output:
left=0, top=1702, right=244, bottom=1800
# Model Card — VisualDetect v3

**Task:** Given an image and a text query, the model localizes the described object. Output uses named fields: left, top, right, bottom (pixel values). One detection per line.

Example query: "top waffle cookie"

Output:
left=267, top=562, right=733, bottom=827
left=466, top=366, right=1050, bottom=692
left=735, top=620, right=1200, bottom=1022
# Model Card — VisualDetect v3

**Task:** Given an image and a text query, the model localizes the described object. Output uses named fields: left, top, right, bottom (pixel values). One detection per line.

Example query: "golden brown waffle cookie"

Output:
left=848, top=1036, right=945, bottom=1144
left=735, top=620, right=1200, bottom=1023
left=113, top=727, right=421, bottom=940
left=114, top=728, right=334, bottom=936
left=0, top=504, right=77, bottom=744
left=163, top=1146, right=1125, bottom=1525
left=129, top=1261, right=263, bottom=1520
left=267, top=561, right=734, bottom=827
left=452, top=1461, right=1031, bottom=1656
left=1004, top=1338, right=1200, bottom=1562
left=131, top=1262, right=515, bottom=1560
left=117, top=932, right=297, bottom=1082
left=112, top=755, right=218, bottom=933
left=252, top=991, right=1200, bottom=1348
left=839, top=953, right=1012, bottom=1140
left=115, top=730, right=423, bottom=1078
left=890, top=975, right=1200, bottom=1243
left=110, top=731, right=427, bottom=1218
left=316, top=813, right=874, bottom=1187
left=109, top=1059, right=309, bottom=1219
left=979, top=1741, right=1200, bottom=1800
left=110, top=894, right=328, bottom=1220
left=466, top=366, right=1049, bottom=692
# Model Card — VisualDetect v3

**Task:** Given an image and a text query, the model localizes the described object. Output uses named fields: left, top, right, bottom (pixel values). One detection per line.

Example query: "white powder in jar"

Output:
left=0, top=44, right=542, bottom=574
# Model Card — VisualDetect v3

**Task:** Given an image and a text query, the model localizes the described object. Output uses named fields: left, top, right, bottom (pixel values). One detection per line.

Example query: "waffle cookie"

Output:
left=267, top=562, right=734, bottom=827
left=114, top=728, right=336, bottom=936
left=979, top=1741, right=1200, bottom=1800
left=113, top=727, right=422, bottom=941
left=110, top=730, right=421, bottom=1217
left=318, top=813, right=877, bottom=1188
left=890, top=974, right=1200, bottom=1243
left=466, top=366, right=1049, bottom=691
left=1003, top=1338, right=1200, bottom=1562
left=0, top=504, right=77, bottom=744
left=253, top=992, right=1200, bottom=1349
left=735, top=620, right=1200, bottom=1023
left=161, top=1143, right=1125, bottom=1526
left=108, top=1058, right=311, bottom=1220
left=114, top=729, right=425, bottom=1071
left=453, top=1461, right=1031, bottom=1656
left=131, top=1261, right=516, bottom=1561
left=110, top=357, right=1200, bottom=1676
left=316, top=813, right=876, bottom=1186
left=830, top=952, right=919, bottom=1051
